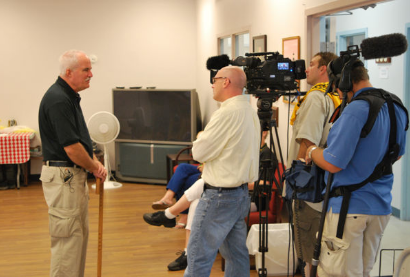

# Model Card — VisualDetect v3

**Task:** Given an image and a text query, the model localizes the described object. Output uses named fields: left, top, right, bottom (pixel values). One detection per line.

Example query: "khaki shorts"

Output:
left=293, top=200, right=321, bottom=263
left=318, top=208, right=390, bottom=277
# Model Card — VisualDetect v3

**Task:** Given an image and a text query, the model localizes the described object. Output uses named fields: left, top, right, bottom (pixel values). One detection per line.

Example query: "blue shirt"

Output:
left=323, top=87, right=407, bottom=215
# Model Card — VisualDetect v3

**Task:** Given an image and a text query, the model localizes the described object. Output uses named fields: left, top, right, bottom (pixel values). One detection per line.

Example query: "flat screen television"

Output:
left=113, top=89, right=202, bottom=144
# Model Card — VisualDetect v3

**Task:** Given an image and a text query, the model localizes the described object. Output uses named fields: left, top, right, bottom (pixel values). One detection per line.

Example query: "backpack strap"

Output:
left=330, top=89, right=407, bottom=239
left=354, top=89, right=409, bottom=137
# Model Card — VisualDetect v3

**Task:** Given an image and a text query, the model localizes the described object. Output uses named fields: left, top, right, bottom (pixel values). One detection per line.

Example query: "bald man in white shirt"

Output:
left=184, top=66, right=260, bottom=277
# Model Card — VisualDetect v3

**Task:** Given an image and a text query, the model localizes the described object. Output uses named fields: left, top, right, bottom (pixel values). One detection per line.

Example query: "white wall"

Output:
left=0, top=0, right=197, bottom=173
left=195, top=0, right=310, bottom=165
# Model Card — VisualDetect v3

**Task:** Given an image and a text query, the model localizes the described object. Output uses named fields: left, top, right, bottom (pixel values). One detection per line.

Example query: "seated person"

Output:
left=150, top=131, right=204, bottom=228
left=151, top=163, right=203, bottom=228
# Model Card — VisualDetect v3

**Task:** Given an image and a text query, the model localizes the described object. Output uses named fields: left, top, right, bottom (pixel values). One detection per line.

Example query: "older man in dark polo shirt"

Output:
left=38, top=50, right=106, bottom=277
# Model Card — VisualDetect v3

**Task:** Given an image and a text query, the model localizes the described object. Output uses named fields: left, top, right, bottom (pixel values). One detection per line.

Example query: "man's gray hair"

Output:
left=59, top=50, right=87, bottom=76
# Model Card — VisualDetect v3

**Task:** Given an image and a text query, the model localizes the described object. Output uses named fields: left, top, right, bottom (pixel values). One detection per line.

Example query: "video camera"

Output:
left=206, top=52, right=306, bottom=98
left=236, top=52, right=306, bottom=121
left=234, top=52, right=306, bottom=95
left=206, top=51, right=306, bottom=122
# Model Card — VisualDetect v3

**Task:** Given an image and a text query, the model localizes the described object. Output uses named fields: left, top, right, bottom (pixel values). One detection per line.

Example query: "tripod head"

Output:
left=256, top=95, right=277, bottom=132
left=254, top=95, right=284, bottom=199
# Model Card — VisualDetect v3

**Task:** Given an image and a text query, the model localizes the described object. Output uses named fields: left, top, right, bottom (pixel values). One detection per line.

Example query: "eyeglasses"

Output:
left=212, top=77, right=227, bottom=84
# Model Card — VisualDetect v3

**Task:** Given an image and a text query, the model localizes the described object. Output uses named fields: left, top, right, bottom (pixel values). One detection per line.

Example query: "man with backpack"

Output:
left=305, top=59, right=408, bottom=276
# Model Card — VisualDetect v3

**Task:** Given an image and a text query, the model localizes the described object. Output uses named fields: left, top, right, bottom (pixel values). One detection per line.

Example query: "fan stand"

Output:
left=92, top=145, right=122, bottom=190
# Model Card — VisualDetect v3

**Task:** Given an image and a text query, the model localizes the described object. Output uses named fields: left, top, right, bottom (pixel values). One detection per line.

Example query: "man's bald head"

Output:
left=212, top=66, right=247, bottom=102
left=220, top=66, right=247, bottom=91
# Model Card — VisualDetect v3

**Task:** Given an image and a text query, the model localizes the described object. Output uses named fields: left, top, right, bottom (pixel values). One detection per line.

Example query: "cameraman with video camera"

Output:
left=305, top=59, right=408, bottom=276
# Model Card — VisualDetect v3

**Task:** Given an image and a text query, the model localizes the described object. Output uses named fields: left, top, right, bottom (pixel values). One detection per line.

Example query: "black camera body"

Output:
left=233, top=52, right=306, bottom=94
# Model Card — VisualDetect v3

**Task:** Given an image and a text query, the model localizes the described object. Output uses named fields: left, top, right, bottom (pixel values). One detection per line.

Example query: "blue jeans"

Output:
left=167, top=163, right=200, bottom=214
left=184, top=185, right=251, bottom=277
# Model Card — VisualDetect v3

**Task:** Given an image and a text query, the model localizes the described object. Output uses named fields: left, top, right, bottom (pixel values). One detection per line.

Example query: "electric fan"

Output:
left=87, top=111, right=122, bottom=189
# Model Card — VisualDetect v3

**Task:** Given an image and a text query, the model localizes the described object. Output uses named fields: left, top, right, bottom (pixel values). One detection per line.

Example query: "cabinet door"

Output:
left=116, top=142, right=187, bottom=181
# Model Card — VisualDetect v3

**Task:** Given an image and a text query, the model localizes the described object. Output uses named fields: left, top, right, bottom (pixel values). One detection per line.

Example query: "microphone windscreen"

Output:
left=361, top=33, right=408, bottom=60
left=206, top=54, right=231, bottom=70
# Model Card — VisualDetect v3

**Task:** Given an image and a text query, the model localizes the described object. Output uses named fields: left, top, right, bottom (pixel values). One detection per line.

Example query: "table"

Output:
left=0, top=132, right=33, bottom=189
left=246, top=223, right=297, bottom=275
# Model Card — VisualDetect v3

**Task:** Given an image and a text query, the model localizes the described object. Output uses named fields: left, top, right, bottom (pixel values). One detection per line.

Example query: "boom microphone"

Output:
left=361, top=33, right=408, bottom=60
left=206, top=54, right=231, bottom=70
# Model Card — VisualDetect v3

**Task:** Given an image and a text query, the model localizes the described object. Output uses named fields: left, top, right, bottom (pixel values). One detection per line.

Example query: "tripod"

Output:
left=251, top=97, right=286, bottom=277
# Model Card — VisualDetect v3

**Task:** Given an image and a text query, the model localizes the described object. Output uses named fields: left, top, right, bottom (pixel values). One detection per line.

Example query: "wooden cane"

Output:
left=96, top=178, right=104, bottom=277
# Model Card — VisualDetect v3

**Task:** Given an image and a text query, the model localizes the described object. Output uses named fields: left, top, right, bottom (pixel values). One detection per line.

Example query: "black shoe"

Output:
left=167, top=251, right=187, bottom=271
left=143, top=211, right=176, bottom=228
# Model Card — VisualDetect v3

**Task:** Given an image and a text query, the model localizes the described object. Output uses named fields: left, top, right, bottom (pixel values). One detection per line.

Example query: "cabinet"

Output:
left=115, top=142, right=190, bottom=184
left=113, top=88, right=201, bottom=185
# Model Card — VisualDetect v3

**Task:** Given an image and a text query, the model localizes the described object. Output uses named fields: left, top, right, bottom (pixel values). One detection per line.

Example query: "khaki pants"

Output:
left=318, top=208, right=390, bottom=277
left=41, top=165, right=89, bottom=277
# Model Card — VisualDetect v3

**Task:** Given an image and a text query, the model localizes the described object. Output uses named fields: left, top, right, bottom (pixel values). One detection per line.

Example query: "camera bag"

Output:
left=284, top=160, right=326, bottom=203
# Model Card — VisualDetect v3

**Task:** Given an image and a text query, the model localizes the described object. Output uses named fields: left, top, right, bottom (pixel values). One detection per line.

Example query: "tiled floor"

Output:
left=370, top=216, right=410, bottom=277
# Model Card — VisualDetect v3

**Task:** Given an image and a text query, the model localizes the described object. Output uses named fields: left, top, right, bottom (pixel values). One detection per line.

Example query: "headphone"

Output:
left=327, top=54, right=348, bottom=90
left=338, top=58, right=364, bottom=93
left=327, top=53, right=365, bottom=93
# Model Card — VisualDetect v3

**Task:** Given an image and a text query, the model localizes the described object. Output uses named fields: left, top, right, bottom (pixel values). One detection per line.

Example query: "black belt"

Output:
left=44, top=161, right=78, bottom=168
left=204, top=182, right=246, bottom=192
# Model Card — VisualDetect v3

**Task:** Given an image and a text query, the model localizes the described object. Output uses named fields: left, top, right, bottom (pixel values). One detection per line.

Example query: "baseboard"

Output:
left=392, top=206, right=400, bottom=218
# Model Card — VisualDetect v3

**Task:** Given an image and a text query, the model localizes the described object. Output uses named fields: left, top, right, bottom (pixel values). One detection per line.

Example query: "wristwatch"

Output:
left=308, top=146, right=317, bottom=160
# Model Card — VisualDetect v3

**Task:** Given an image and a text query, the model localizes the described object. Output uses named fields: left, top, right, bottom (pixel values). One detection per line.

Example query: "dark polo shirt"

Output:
left=39, top=76, right=93, bottom=162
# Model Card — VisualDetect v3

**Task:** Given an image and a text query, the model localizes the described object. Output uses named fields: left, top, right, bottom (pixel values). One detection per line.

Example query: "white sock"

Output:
left=184, top=248, right=187, bottom=255
left=250, top=202, right=257, bottom=212
left=165, top=208, right=176, bottom=219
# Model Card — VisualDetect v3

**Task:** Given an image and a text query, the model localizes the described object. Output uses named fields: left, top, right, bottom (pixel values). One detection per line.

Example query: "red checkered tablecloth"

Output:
left=0, top=132, right=32, bottom=164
